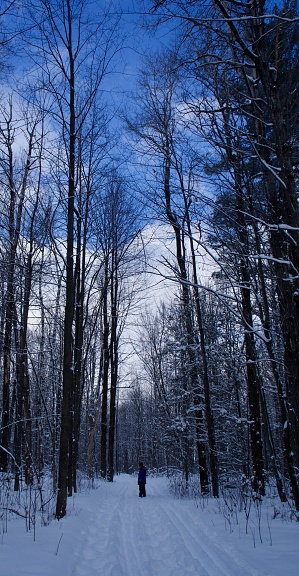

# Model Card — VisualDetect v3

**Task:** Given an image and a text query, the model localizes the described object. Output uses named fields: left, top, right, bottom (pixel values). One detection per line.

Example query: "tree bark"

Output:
left=100, top=270, right=109, bottom=479
left=107, top=243, right=119, bottom=482
left=56, top=0, right=76, bottom=519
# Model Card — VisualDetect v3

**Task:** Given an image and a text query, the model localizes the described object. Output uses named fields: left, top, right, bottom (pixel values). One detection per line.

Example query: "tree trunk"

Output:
left=164, top=148, right=211, bottom=493
left=100, top=262, right=110, bottom=478
left=0, top=105, right=35, bottom=472
left=234, top=155, right=265, bottom=495
left=107, top=247, right=118, bottom=482
left=55, top=0, right=76, bottom=519
left=183, top=184, right=219, bottom=497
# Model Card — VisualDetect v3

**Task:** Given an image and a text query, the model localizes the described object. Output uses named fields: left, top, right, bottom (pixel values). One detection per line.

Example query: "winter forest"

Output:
left=0, top=0, right=299, bottom=543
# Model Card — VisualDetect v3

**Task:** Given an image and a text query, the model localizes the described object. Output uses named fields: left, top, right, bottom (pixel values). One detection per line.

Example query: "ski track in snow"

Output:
left=71, top=475, right=264, bottom=576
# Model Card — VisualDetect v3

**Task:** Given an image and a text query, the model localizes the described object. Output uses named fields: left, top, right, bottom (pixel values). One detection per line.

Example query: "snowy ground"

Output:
left=1, top=474, right=299, bottom=576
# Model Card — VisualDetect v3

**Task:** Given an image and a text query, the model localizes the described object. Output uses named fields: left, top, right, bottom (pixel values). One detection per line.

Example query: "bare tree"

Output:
left=148, top=0, right=299, bottom=508
left=25, top=0, right=122, bottom=518
left=0, top=99, right=42, bottom=475
left=126, top=54, right=220, bottom=495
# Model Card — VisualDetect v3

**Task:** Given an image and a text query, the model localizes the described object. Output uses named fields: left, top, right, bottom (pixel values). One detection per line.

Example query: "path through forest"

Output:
left=2, top=474, right=299, bottom=576
left=71, top=475, right=270, bottom=576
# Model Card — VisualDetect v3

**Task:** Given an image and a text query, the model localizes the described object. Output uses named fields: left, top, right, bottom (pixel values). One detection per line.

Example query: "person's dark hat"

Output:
left=139, top=462, right=143, bottom=467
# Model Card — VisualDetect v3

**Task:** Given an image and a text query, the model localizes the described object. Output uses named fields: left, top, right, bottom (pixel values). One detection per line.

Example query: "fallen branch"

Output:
left=1, top=507, right=28, bottom=519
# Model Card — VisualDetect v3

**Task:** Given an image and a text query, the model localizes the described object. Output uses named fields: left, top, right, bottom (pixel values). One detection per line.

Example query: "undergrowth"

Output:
left=0, top=471, right=56, bottom=541
left=167, top=471, right=298, bottom=547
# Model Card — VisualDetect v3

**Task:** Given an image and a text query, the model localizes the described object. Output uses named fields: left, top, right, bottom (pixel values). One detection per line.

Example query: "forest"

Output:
left=0, top=0, right=299, bottom=524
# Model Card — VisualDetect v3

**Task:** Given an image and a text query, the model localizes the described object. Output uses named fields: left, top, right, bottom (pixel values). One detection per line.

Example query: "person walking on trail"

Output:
left=138, top=462, right=146, bottom=497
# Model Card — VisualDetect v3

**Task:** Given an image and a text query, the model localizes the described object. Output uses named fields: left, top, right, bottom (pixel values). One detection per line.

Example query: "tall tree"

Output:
left=26, top=0, right=121, bottom=518
left=149, top=0, right=299, bottom=508
left=94, top=178, right=142, bottom=482
left=0, top=99, right=41, bottom=473
left=13, top=107, right=45, bottom=490
left=127, top=55, right=219, bottom=494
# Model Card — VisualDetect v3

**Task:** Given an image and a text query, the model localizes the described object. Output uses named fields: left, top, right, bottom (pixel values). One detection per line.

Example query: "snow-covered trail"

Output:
left=2, top=473, right=299, bottom=576
left=71, top=475, right=261, bottom=576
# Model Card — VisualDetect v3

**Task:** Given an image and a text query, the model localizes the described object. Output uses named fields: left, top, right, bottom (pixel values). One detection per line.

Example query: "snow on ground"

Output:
left=1, top=474, right=299, bottom=576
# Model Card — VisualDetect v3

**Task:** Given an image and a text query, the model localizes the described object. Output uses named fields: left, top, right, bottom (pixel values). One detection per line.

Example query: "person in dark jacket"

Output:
left=138, top=462, right=146, bottom=497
